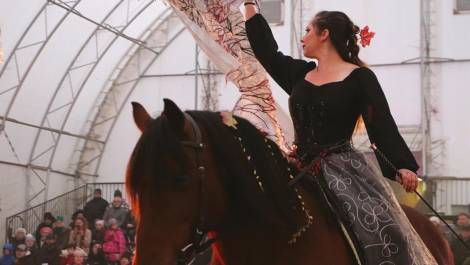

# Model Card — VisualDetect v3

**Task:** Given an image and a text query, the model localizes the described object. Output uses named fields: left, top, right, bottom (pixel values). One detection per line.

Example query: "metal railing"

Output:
left=5, top=178, right=470, bottom=241
left=5, top=182, right=125, bottom=242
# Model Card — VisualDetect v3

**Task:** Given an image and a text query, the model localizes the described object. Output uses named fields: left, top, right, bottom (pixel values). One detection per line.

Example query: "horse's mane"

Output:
left=127, top=110, right=301, bottom=230
left=188, top=111, right=302, bottom=228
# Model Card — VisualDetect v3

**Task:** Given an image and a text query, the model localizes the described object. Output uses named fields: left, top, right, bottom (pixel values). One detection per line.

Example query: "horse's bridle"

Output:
left=176, top=112, right=217, bottom=265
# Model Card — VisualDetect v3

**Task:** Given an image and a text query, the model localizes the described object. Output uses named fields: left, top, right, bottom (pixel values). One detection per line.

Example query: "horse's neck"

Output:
left=210, top=224, right=291, bottom=265
left=209, top=186, right=355, bottom=265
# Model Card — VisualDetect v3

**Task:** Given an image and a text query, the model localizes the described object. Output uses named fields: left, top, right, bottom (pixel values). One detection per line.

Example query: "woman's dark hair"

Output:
left=43, top=212, right=56, bottom=223
left=312, top=11, right=365, bottom=67
left=71, top=209, right=84, bottom=220
left=88, top=241, right=106, bottom=263
left=72, top=216, right=88, bottom=230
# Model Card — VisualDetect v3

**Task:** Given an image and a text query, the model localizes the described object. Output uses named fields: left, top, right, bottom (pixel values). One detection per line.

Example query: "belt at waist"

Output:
left=293, top=139, right=353, bottom=166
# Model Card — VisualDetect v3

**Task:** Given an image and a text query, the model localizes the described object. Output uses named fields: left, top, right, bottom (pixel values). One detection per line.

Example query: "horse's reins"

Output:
left=177, top=112, right=217, bottom=265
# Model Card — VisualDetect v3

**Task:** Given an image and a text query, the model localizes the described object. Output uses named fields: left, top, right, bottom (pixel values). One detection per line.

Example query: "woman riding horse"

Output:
left=244, top=2, right=437, bottom=264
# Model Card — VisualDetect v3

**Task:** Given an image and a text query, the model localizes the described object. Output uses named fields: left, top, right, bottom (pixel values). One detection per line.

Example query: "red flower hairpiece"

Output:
left=359, top=26, right=375, bottom=48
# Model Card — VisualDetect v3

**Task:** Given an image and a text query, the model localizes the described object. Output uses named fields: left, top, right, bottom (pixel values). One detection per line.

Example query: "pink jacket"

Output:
left=102, top=228, right=126, bottom=261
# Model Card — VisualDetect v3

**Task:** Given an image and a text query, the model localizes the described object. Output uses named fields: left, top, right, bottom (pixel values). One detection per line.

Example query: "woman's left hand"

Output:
left=397, top=169, right=418, bottom=193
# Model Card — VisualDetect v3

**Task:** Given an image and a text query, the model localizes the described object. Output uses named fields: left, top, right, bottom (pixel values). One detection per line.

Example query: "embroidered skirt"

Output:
left=299, top=145, right=437, bottom=265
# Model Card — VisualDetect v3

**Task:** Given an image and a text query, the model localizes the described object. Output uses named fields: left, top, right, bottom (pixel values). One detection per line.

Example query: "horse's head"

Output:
left=128, top=99, right=305, bottom=265
left=127, top=99, right=226, bottom=265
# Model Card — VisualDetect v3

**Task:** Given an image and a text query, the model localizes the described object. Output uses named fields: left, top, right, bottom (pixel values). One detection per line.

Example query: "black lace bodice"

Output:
left=246, top=14, right=419, bottom=180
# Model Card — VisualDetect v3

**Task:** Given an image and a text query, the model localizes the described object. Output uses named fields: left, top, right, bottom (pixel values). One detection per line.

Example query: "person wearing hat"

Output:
left=91, top=220, right=105, bottom=244
left=9, top=228, right=26, bottom=249
left=13, top=244, right=33, bottom=265
left=53, top=215, right=70, bottom=250
left=37, top=224, right=53, bottom=249
left=0, top=243, right=15, bottom=265
left=84, top=188, right=109, bottom=227
left=36, top=234, right=60, bottom=265
left=35, top=212, right=56, bottom=243
left=23, top=234, right=37, bottom=257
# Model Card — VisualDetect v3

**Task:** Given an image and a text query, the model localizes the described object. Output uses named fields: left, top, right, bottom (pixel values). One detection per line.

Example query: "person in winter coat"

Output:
left=35, top=212, right=56, bottom=243
left=121, top=211, right=136, bottom=252
left=35, top=234, right=60, bottom=265
left=53, top=216, right=71, bottom=250
left=103, top=218, right=126, bottom=263
left=84, top=189, right=109, bottom=226
left=13, top=244, right=33, bottom=265
left=0, top=243, right=15, bottom=265
left=37, top=225, right=53, bottom=249
left=91, top=220, right=105, bottom=244
left=23, top=234, right=37, bottom=257
left=9, top=228, right=26, bottom=249
left=68, top=217, right=92, bottom=254
left=103, top=197, right=128, bottom=228
left=86, top=242, right=107, bottom=265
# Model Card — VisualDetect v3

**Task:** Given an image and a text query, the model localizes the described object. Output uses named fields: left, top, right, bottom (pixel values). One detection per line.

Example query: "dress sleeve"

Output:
left=245, top=14, right=315, bottom=94
left=358, top=68, right=419, bottom=180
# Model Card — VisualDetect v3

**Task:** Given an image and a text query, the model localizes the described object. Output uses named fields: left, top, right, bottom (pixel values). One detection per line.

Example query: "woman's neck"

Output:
left=315, top=48, right=346, bottom=72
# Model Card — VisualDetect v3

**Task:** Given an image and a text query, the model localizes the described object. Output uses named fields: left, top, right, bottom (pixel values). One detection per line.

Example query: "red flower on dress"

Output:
left=359, top=26, right=375, bottom=48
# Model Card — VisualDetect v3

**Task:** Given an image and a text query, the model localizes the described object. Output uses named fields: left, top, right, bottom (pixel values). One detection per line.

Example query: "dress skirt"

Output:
left=303, top=145, right=438, bottom=265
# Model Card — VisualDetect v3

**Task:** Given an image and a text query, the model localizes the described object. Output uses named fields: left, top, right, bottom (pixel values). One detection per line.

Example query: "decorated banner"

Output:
left=165, top=0, right=290, bottom=152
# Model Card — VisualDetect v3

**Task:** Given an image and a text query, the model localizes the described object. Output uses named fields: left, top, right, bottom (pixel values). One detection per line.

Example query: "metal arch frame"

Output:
left=24, top=0, right=156, bottom=208
left=0, top=0, right=82, bottom=129
left=73, top=8, right=174, bottom=178
left=0, top=0, right=85, bottom=210
left=76, top=11, right=186, bottom=182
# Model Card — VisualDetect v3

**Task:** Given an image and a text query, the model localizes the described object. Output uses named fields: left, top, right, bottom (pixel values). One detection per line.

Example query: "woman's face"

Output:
left=95, top=222, right=104, bottom=230
left=15, top=231, right=25, bottom=239
left=301, top=20, right=328, bottom=59
left=74, top=219, right=83, bottom=229
left=92, top=243, right=101, bottom=254
left=25, top=239, right=35, bottom=247
left=15, top=248, right=26, bottom=258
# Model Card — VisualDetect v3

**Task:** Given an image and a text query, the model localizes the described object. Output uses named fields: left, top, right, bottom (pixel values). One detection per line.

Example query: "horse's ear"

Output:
left=163, top=98, right=185, bottom=132
left=131, top=102, right=151, bottom=132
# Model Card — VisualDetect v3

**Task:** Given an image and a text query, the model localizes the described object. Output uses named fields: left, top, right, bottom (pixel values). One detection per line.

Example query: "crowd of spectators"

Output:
left=2, top=187, right=470, bottom=265
left=430, top=212, right=470, bottom=265
left=1, top=189, right=135, bottom=265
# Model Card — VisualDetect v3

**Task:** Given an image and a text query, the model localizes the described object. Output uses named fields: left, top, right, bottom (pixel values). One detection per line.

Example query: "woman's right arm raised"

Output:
left=244, top=0, right=257, bottom=20
left=244, top=1, right=314, bottom=94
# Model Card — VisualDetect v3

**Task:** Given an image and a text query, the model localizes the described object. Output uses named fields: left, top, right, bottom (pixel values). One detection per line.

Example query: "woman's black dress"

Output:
left=245, top=13, right=437, bottom=265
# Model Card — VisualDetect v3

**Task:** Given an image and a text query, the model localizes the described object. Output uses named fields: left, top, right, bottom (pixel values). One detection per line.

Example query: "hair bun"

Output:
left=351, top=23, right=360, bottom=34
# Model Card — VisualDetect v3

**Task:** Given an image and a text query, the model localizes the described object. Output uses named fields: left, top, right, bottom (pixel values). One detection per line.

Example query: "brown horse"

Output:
left=126, top=99, right=453, bottom=265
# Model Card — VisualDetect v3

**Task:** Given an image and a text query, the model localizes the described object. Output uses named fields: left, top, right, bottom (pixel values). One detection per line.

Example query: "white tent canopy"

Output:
left=1, top=0, right=470, bottom=242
